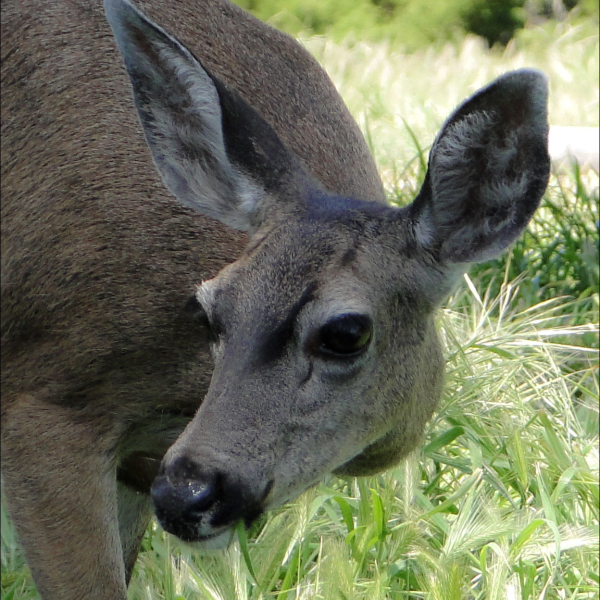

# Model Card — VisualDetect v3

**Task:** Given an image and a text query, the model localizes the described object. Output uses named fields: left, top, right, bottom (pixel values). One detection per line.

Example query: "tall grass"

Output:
left=2, top=21, right=598, bottom=600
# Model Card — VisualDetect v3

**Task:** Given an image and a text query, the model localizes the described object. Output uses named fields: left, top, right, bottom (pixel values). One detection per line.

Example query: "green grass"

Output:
left=233, top=0, right=599, bottom=52
left=2, top=21, right=598, bottom=600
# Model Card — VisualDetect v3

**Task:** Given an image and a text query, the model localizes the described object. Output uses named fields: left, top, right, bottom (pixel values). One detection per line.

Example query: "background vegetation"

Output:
left=2, top=2, right=598, bottom=599
left=234, top=0, right=598, bottom=50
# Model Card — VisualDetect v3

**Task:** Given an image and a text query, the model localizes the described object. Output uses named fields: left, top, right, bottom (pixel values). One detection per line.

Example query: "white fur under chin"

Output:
left=184, top=527, right=236, bottom=552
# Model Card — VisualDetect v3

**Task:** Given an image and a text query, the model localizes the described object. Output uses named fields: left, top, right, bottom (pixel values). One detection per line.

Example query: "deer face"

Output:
left=152, top=204, right=446, bottom=544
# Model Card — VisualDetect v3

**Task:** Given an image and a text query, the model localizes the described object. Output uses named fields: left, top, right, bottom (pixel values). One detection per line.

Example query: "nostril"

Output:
left=150, top=467, right=218, bottom=520
left=180, top=477, right=217, bottom=514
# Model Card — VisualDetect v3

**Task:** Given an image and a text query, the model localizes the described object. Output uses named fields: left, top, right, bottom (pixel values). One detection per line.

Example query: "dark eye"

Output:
left=317, top=314, right=373, bottom=358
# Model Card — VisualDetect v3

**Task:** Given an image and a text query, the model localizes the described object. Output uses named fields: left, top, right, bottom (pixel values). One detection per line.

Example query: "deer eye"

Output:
left=317, top=314, right=373, bottom=358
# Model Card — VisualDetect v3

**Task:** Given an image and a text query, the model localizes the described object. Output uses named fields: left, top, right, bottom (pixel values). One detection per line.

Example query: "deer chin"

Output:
left=155, top=507, right=246, bottom=549
left=186, top=527, right=237, bottom=551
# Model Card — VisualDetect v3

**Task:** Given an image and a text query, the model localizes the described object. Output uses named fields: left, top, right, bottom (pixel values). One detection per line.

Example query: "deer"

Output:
left=0, top=0, right=550, bottom=597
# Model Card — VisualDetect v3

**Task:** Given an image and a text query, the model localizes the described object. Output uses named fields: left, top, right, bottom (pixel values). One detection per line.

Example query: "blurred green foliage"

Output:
left=233, top=0, right=598, bottom=50
left=461, top=0, right=525, bottom=46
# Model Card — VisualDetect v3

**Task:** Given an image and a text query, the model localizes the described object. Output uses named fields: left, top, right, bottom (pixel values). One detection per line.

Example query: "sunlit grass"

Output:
left=2, top=21, right=598, bottom=600
left=302, top=22, right=599, bottom=189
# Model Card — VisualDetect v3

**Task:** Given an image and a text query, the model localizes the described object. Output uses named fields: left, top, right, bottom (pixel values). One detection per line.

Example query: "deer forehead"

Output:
left=195, top=213, right=436, bottom=332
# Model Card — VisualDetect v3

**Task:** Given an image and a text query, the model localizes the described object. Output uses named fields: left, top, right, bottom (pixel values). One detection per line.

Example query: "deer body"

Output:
left=1, top=0, right=549, bottom=598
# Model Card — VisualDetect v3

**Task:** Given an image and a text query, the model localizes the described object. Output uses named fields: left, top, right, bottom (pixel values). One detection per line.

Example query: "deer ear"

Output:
left=105, top=0, right=304, bottom=233
left=411, top=69, right=550, bottom=264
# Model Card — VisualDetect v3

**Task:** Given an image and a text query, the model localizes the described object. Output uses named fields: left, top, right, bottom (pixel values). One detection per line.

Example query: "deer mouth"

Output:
left=150, top=467, right=272, bottom=545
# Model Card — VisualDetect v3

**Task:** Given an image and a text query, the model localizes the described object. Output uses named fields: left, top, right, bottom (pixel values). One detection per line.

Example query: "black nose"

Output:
left=149, top=456, right=265, bottom=542
left=151, top=472, right=216, bottom=515
left=150, top=457, right=219, bottom=541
